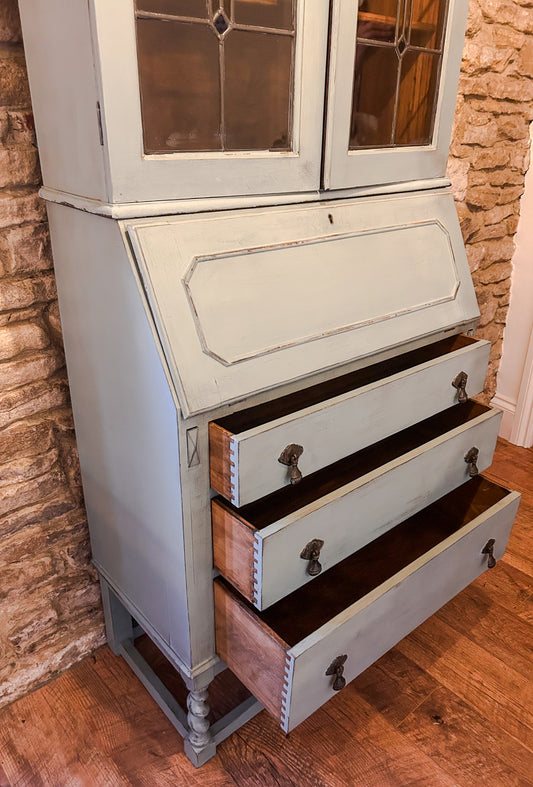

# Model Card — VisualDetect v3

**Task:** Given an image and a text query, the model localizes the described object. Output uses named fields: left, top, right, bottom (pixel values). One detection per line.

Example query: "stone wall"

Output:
left=448, top=0, right=533, bottom=402
left=0, top=0, right=532, bottom=708
left=0, top=0, right=104, bottom=709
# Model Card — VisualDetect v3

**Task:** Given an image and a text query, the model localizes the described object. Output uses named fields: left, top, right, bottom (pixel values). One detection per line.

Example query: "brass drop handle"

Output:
left=300, top=538, right=324, bottom=576
left=326, top=655, right=347, bottom=691
left=482, top=538, right=497, bottom=568
left=464, top=446, right=479, bottom=477
left=452, top=371, right=469, bottom=403
left=278, top=443, right=304, bottom=485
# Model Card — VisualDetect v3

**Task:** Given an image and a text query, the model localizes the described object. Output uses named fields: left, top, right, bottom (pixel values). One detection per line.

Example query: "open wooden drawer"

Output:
left=215, top=477, right=520, bottom=733
left=210, top=335, right=490, bottom=506
left=213, top=401, right=502, bottom=609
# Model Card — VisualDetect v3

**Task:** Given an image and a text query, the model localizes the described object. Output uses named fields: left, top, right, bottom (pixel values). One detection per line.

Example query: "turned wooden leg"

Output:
left=183, top=688, right=216, bottom=767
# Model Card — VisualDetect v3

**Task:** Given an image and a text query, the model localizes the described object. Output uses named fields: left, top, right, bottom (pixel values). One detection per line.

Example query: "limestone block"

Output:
left=0, top=376, right=69, bottom=430
left=0, top=222, right=52, bottom=275
left=0, top=466, right=66, bottom=518
left=477, top=0, right=533, bottom=34
left=0, top=271, right=56, bottom=312
left=0, top=147, right=40, bottom=188
left=0, top=187, right=46, bottom=229
left=0, top=48, right=30, bottom=108
left=0, top=348, right=64, bottom=391
left=0, top=448, right=59, bottom=487
left=476, top=287, right=499, bottom=327
left=467, top=185, right=500, bottom=210
left=0, top=321, right=49, bottom=361
left=0, top=418, right=55, bottom=462
left=474, top=261, right=513, bottom=284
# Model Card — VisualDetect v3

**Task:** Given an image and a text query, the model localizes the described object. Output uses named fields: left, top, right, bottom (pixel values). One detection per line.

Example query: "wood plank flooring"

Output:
left=0, top=439, right=532, bottom=786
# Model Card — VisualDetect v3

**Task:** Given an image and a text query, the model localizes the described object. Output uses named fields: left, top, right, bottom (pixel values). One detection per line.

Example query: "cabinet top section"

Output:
left=19, top=0, right=468, bottom=211
left=124, top=190, right=479, bottom=417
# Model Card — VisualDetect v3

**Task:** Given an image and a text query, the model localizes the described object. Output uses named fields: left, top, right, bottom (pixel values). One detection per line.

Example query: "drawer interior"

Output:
left=217, top=476, right=511, bottom=648
left=213, top=334, right=476, bottom=436
left=215, top=400, right=491, bottom=529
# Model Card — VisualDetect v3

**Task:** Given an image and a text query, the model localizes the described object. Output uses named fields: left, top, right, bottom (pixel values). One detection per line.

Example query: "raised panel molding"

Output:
left=184, top=222, right=459, bottom=366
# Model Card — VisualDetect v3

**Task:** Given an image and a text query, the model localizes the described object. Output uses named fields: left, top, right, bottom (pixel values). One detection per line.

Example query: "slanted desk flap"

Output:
left=124, top=191, right=479, bottom=417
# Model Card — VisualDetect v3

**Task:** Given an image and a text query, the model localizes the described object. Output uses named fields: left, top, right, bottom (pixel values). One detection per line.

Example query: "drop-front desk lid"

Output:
left=124, top=190, right=479, bottom=418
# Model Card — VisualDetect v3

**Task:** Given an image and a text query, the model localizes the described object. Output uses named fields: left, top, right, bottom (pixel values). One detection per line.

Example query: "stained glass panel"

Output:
left=350, top=0, right=447, bottom=149
left=136, top=1, right=209, bottom=17
left=136, top=19, right=221, bottom=153
left=135, top=0, right=296, bottom=153
left=395, top=50, right=440, bottom=145
left=350, top=45, right=399, bottom=147
left=357, top=0, right=399, bottom=43
left=409, top=0, right=447, bottom=48
left=233, top=0, right=294, bottom=30
left=225, top=30, right=293, bottom=150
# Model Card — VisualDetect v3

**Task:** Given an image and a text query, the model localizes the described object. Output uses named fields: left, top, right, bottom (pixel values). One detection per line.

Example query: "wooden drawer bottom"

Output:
left=215, top=477, right=520, bottom=733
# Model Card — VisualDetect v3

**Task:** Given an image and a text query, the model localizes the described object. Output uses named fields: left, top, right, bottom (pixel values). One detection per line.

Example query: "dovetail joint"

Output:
left=252, top=534, right=261, bottom=607
left=280, top=656, right=294, bottom=733
left=229, top=439, right=239, bottom=505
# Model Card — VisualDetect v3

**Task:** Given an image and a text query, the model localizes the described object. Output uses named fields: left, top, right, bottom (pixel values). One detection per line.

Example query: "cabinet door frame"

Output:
left=323, top=0, right=469, bottom=191
left=89, top=0, right=329, bottom=203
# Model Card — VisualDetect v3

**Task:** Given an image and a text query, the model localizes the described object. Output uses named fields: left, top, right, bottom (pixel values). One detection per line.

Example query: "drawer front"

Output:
left=284, top=492, right=520, bottom=732
left=215, top=485, right=520, bottom=733
left=213, top=407, right=502, bottom=609
left=212, top=338, right=490, bottom=506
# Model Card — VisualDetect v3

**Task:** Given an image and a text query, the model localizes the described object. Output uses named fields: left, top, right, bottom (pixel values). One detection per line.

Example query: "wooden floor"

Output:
left=0, top=439, right=532, bottom=786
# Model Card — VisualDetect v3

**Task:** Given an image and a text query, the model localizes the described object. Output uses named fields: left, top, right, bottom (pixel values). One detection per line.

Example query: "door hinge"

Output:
left=96, top=101, right=104, bottom=146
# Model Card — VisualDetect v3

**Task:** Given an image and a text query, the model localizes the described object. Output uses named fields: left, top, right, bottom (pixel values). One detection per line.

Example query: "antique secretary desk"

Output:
left=19, top=0, right=521, bottom=768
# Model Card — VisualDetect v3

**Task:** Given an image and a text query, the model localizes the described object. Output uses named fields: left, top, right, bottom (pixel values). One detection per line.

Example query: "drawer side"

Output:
left=209, top=422, right=235, bottom=500
left=214, top=581, right=288, bottom=718
left=212, top=501, right=257, bottom=602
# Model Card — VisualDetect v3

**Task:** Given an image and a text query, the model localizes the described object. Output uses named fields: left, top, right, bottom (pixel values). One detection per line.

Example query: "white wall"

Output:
left=493, top=124, right=533, bottom=447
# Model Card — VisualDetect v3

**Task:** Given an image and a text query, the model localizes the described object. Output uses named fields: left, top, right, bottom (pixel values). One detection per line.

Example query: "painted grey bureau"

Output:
left=19, top=0, right=521, bottom=767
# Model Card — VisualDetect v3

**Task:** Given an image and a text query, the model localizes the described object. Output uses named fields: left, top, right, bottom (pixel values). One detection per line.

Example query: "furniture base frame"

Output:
left=100, top=577, right=263, bottom=767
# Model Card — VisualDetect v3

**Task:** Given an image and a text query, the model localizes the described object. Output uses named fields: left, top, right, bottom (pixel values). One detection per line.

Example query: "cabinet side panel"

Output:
left=18, top=0, right=107, bottom=202
left=46, top=204, right=190, bottom=666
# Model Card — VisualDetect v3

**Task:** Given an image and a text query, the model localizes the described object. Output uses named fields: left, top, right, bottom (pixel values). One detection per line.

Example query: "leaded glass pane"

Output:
left=357, top=0, right=399, bottom=43
left=225, top=30, right=293, bottom=150
left=135, top=0, right=296, bottom=154
left=137, top=1, right=209, bottom=18
left=232, top=0, right=294, bottom=29
left=350, top=45, right=399, bottom=147
left=350, top=0, right=448, bottom=149
left=136, top=19, right=221, bottom=153
left=395, top=50, right=440, bottom=144
left=409, top=0, right=447, bottom=49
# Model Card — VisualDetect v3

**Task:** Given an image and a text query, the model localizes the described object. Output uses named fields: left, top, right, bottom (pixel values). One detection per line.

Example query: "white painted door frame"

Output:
left=510, top=326, right=533, bottom=447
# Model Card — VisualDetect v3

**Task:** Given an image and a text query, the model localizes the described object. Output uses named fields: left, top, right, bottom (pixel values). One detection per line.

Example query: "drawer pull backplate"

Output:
left=278, top=443, right=304, bottom=485
left=452, top=370, right=469, bottom=402
left=326, top=655, right=347, bottom=691
left=300, top=538, right=324, bottom=576
left=482, top=538, right=497, bottom=568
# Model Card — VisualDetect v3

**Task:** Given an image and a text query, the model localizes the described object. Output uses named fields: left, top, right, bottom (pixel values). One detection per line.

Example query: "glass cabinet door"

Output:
left=323, top=0, right=469, bottom=190
left=135, top=1, right=295, bottom=155
left=91, top=0, right=328, bottom=203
